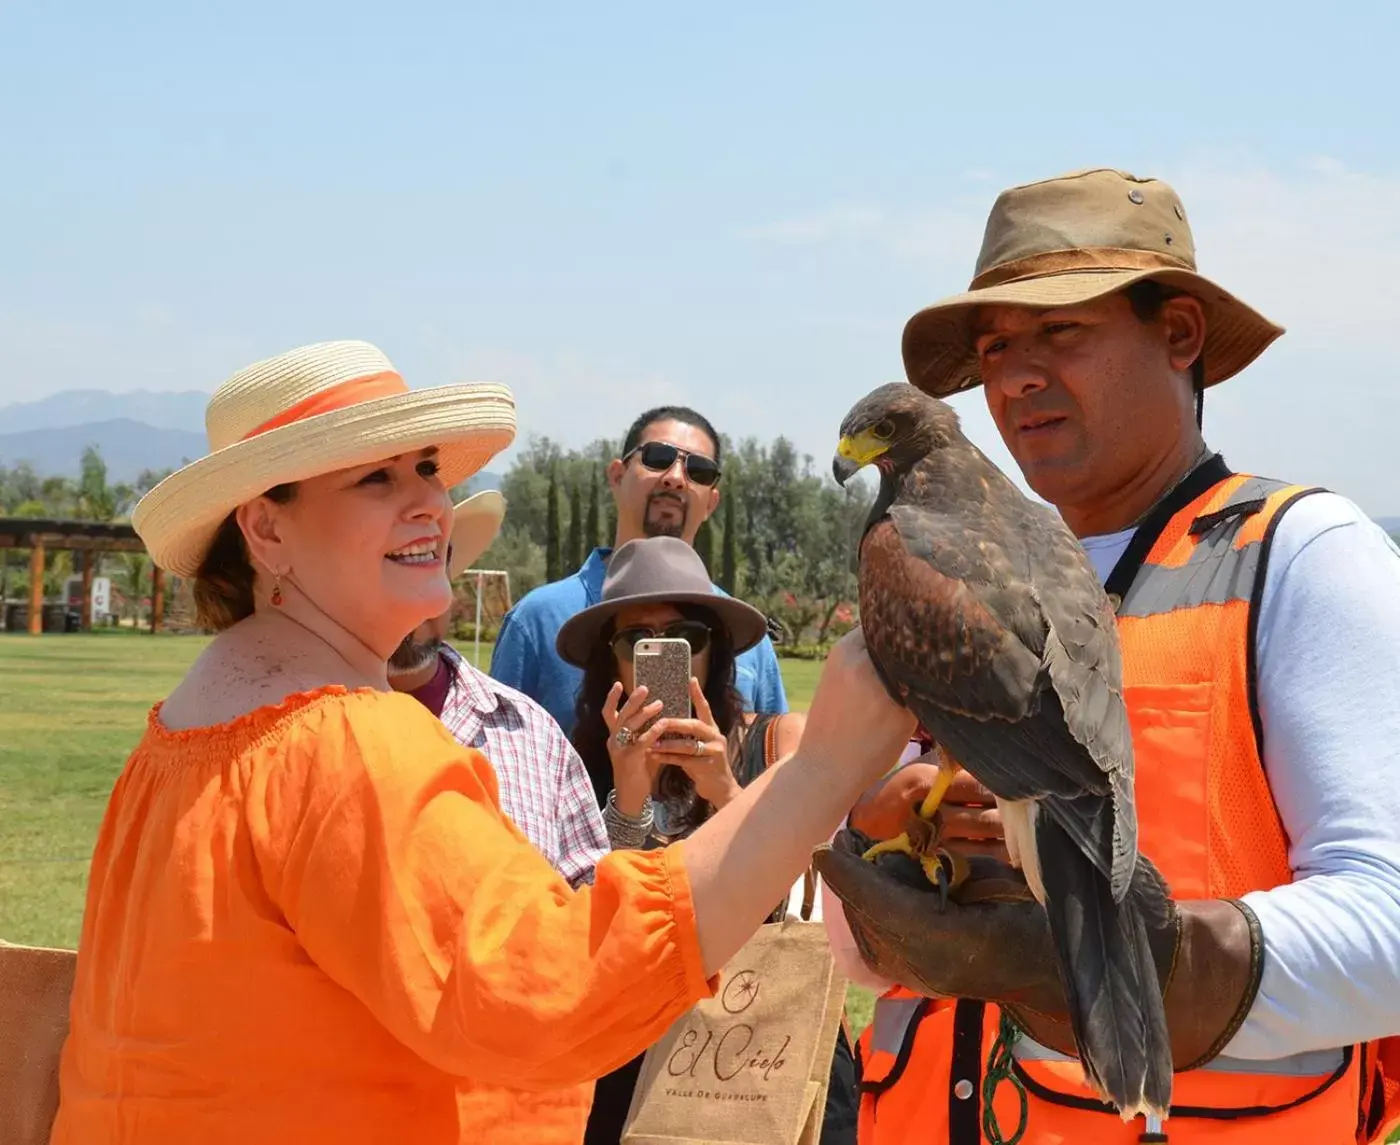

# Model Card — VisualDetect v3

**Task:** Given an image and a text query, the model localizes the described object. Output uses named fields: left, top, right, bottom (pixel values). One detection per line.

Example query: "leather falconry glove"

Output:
left=814, top=827, right=1265, bottom=1072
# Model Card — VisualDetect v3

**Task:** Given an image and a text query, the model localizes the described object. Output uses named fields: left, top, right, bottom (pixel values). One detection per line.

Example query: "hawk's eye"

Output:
left=873, top=418, right=896, bottom=440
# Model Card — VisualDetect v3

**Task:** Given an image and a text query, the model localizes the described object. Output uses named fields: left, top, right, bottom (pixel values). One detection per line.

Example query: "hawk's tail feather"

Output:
left=1036, top=817, right=1173, bottom=1121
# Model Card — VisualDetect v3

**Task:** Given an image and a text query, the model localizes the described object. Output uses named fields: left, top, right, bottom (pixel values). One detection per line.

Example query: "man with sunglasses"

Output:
left=490, top=404, right=788, bottom=736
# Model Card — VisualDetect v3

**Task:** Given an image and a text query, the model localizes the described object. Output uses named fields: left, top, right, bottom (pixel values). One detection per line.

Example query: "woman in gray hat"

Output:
left=558, top=535, right=802, bottom=849
left=557, top=536, right=858, bottom=1145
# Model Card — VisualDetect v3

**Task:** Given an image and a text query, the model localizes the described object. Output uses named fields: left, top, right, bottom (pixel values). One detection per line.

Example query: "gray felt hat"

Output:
left=555, top=536, right=768, bottom=667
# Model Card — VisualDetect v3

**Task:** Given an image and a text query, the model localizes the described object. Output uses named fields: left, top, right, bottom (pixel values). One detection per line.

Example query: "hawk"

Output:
left=832, top=381, right=1172, bottom=1120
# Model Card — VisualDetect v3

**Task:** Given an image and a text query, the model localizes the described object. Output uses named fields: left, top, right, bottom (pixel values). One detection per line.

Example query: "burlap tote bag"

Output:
left=621, top=871, right=846, bottom=1145
left=0, top=942, right=76, bottom=1145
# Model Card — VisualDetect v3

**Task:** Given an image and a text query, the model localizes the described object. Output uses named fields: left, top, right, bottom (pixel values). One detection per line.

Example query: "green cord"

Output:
left=981, top=1011, right=1029, bottom=1145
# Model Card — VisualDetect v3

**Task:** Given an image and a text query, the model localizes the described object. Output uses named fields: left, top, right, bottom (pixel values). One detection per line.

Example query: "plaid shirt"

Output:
left=436, top=646, right=608, bottom=888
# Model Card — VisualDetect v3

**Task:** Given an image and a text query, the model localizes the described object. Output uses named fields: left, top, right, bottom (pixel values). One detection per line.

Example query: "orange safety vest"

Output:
left=854, top=465, right=1400, bottom=1145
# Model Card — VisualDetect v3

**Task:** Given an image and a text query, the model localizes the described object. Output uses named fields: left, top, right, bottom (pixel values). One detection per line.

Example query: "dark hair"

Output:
left=571, top=601, right=745, bottom=834
left=192, top=483, right=296, bottom=631
left=620, top=406, right=722, bottom=465
left=1125, top=279, right=1207, bottom=397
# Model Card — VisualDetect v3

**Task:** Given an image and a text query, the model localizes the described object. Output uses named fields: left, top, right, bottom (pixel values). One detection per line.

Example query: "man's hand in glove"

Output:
left=814, top=828, right=1266, bottom=1071
left=849, top=755, right=1009, bottom=863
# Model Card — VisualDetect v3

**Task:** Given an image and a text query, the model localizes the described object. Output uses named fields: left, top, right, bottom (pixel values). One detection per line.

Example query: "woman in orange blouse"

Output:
left=49, top=341, right=915, bottom=1145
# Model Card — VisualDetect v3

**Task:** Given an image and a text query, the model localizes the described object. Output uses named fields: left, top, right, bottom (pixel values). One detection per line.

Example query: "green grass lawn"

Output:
left=0, top=634, right=864, bottom=1002
left=0, top=632, right=492, bottom=948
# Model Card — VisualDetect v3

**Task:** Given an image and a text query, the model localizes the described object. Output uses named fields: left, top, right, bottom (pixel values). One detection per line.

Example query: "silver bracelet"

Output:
left=604, top=789, right=654, bottom=849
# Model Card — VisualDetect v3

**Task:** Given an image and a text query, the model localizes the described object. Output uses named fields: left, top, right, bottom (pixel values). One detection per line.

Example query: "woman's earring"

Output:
left=271, top=571, right=283, bottom=608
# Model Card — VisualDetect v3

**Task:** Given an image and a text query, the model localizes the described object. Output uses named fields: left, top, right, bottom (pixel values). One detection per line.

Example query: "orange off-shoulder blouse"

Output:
left=49, top=687, right=714, bottom=1144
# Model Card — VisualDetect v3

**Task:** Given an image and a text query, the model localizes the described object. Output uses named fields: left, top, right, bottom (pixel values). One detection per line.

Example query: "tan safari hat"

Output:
left=901, top=167, right=1285, bottom=398
left=446, top=490, right=506, bottom=579
left=132, top=340, right=516, bottom=577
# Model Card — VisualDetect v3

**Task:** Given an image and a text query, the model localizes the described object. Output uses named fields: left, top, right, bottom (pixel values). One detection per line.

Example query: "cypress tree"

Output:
left=720, top=494, right=737, bottom=594
left=584, top=466, right=601, bottom=556
left=566, top=481, right=584, bottom=573
left=545, top=467, right=562, bottom=582
left=695, top=517, right=715, bottom=576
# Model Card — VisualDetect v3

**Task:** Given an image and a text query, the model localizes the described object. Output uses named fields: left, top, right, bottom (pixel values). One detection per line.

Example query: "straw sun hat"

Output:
left=901, top=167, right=1286, bottom=399
left=132, top=340, right=516, bottom=577
left=446, top=490, right=507, bottom=580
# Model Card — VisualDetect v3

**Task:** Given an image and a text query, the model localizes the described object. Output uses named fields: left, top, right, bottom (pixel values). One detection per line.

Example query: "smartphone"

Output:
left=632, top=637, right=693, bottom=741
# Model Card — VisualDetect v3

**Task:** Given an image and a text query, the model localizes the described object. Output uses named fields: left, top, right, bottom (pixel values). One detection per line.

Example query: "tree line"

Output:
left=1, top=435, right=875, bottom=647
left=0, top=449, right=172, bottom=622
left=14, top=440, right=1397, bottom=646
left=474, top=433, right=875, bottom=648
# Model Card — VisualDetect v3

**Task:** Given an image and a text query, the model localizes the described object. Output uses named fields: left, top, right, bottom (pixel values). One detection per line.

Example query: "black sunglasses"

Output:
left=623, top=441, right=722, bottom=487
left=610, top=620, right=713, bottom=661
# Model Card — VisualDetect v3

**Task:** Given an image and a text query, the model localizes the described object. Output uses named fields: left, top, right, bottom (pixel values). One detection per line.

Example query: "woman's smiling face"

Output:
left=241, top=448, right=455, bottom=655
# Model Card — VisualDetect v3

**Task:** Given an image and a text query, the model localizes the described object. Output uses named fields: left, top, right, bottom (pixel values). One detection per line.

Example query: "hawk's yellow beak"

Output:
left=833, top=431, right=889, bottom=485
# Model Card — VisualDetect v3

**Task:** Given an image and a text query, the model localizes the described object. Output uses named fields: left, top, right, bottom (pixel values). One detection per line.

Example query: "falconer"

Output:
left=816, top=168, right=1400, bottom=1145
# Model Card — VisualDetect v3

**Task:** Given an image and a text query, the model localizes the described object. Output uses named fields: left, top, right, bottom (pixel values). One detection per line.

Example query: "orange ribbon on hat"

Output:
left=240, top=371, right=410, bottom=441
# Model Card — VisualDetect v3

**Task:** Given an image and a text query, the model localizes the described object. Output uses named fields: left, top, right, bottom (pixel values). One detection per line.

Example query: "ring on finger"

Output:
left=692, top=738, right=703, bottom=756
left=615, top=725, right=635, bottom=747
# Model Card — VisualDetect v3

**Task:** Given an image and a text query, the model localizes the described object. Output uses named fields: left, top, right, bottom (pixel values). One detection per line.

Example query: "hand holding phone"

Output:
left=632, top=637, right=693, bottom=738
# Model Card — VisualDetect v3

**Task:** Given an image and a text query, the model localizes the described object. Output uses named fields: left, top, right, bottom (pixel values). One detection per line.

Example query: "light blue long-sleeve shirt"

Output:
left=489, top=546, right=789, bottom=737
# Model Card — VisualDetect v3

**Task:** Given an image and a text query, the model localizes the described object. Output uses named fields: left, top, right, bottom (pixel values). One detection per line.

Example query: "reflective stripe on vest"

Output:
left=871, top=994, right=923, bottom=1056
left=1117, top=476, right=1284, bottom=620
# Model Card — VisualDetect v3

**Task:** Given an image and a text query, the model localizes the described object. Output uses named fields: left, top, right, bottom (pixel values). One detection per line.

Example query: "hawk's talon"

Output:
left=859, top=756, right=965, bottom=900
left=859, top=797, right=972, bottom=905
left=861, top=832, right=916, bottom=863
left=923, top=852, right=951, bottom=910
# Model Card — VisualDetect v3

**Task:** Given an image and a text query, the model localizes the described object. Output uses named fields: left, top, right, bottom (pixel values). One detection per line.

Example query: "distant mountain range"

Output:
left=1, top=389, right=211, bottom=435
left=0, top=419, right=208, bottom=483
left=0, top=389, right=210, bottom=481
left=0, top=389, right=503, bottom=490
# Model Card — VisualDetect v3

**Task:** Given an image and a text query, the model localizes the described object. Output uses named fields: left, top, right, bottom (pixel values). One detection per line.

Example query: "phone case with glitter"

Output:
left=633, top=637, right=693, bottom=739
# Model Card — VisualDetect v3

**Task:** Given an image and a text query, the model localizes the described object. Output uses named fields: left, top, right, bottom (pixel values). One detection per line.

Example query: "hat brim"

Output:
left=901, top=267, right=1285, bottom=399
left=556, top=589, right=769, bottom=669
left=447, top=490, right=507, bottom=579
left=132, top=384, right=515, bottom=577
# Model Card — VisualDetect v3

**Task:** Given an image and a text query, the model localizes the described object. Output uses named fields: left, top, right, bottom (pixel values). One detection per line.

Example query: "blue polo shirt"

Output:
left=489, top=546, right=789, bottom=736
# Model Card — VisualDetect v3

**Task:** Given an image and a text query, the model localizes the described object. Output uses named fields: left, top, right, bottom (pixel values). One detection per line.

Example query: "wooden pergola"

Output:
left=0, top=518, right=165, bottom=635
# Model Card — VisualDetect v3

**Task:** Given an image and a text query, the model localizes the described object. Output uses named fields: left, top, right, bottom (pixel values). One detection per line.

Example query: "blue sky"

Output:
left=2, top=1, right=1397, bottom=512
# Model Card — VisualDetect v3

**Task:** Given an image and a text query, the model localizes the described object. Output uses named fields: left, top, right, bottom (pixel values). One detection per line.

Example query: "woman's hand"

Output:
left=602, top=682, right=664, bottom=816
left=848, top=754, right=1009, bottom=863
left=940, top=768, right=1008, bottom=863
left=647, top=678, right=740, bottom=810
left=849, top=759, right=941, bottom=841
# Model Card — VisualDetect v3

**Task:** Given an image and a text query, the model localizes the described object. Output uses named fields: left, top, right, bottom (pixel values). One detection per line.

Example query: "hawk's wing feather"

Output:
left=859, top=515, right=1040, bottom=724
left=887, top=459, right=1132, bottom=784
left=1023, top=512, right=1133, bottom=782
left=860, top=514, right=1107, bottom=797
left=1019, top=505, right=1139, bottom=895
left=866, top=480, right=1138, bottom=895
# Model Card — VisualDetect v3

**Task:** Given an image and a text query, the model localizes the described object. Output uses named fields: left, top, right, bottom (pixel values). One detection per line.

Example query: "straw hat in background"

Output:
left=446, top=490, right=507, bottom=580
left=901, top=167, right=1285, bottom=400
left=131, top=340, right=516, bottom=577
